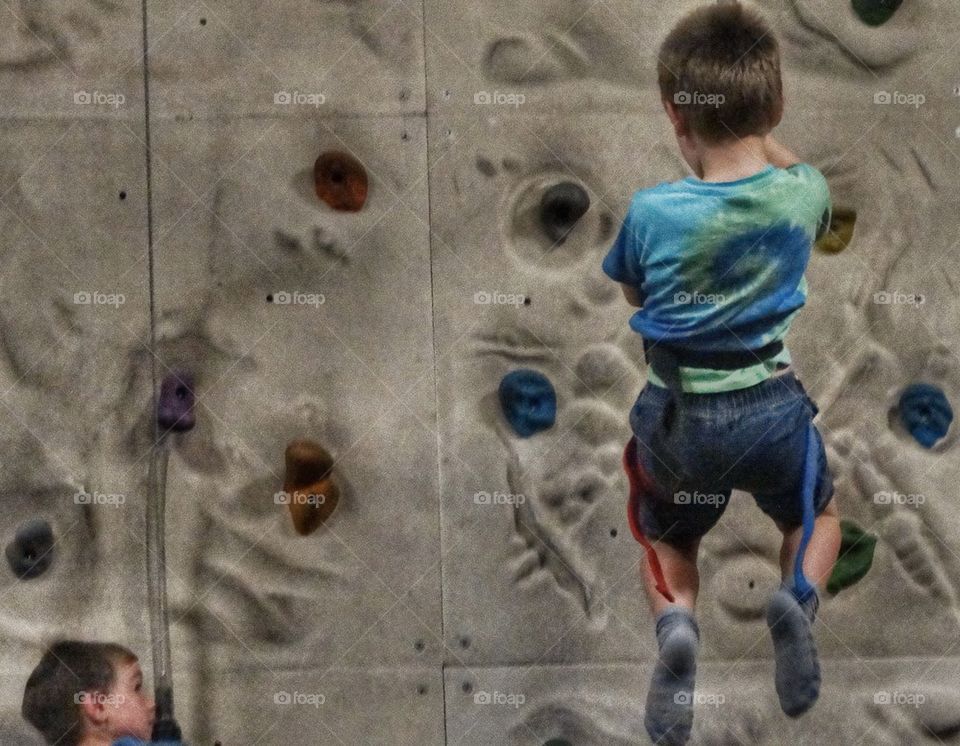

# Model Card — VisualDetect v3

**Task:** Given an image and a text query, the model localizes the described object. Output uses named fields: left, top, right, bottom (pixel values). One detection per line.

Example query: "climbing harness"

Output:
left=623, top=339, right=818, bottom=604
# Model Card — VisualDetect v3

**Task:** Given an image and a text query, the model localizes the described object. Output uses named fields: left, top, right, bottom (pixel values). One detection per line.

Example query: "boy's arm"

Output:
left=765, top=135, right=832, bottom=238
left=619, top=283, right=643, bottom=307
left=601, top=194, right=645, bottom=307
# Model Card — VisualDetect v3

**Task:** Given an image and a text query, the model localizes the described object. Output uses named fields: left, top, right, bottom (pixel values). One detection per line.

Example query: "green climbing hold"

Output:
left=827, top=519, right=878, bottom=594
left=851, top=0, right=903, bottom=27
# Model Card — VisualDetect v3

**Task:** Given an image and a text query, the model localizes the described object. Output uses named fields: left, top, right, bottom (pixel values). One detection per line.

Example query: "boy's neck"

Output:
left=695, top=134, right=770, bottom=183
left=79, top=733, right=117, bottom=746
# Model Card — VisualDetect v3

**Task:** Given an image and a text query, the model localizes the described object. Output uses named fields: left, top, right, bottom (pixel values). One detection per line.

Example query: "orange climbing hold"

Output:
left=314, top=151, right=368, bottom=212
left=283, top=438, right=341, bottom=535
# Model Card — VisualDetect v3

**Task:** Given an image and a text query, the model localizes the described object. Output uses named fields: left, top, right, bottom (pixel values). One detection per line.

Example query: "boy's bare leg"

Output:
left=640, top=536, right=701, bottom=616
left=775, top=497, right=841, bottom=587
left=766, top=497, right=840, bottom=717
left=641, top=536, right=702, bottom=746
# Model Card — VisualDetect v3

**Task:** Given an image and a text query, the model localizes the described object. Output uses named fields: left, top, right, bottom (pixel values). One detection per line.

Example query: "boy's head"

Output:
left=22, top=640, right=154, bottom=746
left=658, top=1, right=783, bottom=146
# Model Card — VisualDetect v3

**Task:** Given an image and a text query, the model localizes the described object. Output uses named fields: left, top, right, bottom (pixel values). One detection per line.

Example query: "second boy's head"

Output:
left=22, top=640, right=154, bottom=746
left=658, top=2, right=783, bottom=149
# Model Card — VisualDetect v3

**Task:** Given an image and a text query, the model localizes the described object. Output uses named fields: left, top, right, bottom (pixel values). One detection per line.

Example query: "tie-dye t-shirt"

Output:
left=602, top=163, right=832, bottom=393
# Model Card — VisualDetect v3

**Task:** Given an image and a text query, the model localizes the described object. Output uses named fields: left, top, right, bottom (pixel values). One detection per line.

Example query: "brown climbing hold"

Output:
left=282, top=439, right=340, bottom=535
left=815, top=206, right=857, bottom=254
left=314, top=151, right=368, bottom=211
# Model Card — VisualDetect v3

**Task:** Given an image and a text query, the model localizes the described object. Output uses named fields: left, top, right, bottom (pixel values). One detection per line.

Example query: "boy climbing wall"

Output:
left=602, top=3, right=843, bottom=744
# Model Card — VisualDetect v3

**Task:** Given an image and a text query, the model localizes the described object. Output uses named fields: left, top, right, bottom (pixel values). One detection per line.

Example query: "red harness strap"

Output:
left=623, top=436, right=675, bottom=603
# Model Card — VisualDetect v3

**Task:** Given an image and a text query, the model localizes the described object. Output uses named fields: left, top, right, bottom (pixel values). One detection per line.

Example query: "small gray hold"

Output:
left=540, top=182, right=590, bottom=244
left=6, top=519, right=55, bottom=580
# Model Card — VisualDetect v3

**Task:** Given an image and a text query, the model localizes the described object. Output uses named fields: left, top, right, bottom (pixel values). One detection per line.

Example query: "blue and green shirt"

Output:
left=602, top=163, right=832, bottom=393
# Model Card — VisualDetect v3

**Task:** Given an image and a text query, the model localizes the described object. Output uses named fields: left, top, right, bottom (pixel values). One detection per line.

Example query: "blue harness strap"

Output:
left=791, top=422, right=819, bottom=603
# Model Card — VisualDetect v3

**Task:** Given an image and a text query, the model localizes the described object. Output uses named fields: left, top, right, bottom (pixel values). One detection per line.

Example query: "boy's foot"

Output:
left=644, top=605, right=699, bottom=745
left=766, top=584, right=821, bottom=717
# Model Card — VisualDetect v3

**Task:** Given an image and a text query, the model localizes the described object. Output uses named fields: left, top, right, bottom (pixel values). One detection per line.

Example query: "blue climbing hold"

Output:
left=898, top=383, right=953, bottom=448
left=498, top=369, right=557, bottom=438
left=5, top=519, right=55, bottom=580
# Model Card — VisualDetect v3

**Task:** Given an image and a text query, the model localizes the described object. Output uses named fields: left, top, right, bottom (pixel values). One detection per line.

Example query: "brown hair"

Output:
left=22, top=640, right=138, bottom=746
left=657, top=1, right=782, bottom=143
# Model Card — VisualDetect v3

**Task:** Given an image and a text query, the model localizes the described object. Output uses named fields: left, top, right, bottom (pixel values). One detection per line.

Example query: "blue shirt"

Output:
left=602, top=163, right=831, bottom=392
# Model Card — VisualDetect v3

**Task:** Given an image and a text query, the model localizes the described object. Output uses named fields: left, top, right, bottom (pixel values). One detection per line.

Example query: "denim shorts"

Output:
left=628, top=369, right=834, bottom=547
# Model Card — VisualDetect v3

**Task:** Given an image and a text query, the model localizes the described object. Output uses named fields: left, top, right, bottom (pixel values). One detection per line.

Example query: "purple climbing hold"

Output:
left=157, top=371, right=196, bottom=433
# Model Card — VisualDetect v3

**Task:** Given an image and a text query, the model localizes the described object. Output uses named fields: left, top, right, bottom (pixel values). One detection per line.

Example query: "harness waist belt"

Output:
left=642, top=339, right=784, bottom=371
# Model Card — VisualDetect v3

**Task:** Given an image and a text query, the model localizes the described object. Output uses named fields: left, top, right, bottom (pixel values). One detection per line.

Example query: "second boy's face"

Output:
left=106, top=660, right=155, bottom=740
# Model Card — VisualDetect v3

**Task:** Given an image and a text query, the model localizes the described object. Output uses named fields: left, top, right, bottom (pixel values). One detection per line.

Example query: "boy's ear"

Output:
left=661, top=97, right=688, bottom=137
left=770, top=93, right=784, bottom=130
left=79, top=692, right=108, bottom=727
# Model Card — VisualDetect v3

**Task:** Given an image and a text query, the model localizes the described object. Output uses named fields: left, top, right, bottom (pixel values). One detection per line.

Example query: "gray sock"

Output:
left=766, top=584, right=821, bottom=717
left=644, top=604, right=699, bottom=745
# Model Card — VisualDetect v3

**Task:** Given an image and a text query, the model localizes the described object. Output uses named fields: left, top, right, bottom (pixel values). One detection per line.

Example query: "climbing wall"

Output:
left=1, top=0, right=959, bottom=744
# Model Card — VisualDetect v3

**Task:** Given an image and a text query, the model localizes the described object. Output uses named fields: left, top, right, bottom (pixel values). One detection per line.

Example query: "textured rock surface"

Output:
left=1, top=0, right=959, bottom=743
